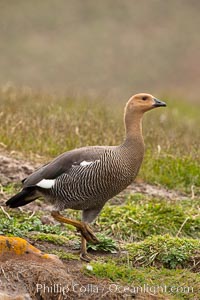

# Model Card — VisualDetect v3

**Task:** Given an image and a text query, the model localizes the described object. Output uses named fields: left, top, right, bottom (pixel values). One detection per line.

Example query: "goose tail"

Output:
left=6, top=187, right=38, bottom=208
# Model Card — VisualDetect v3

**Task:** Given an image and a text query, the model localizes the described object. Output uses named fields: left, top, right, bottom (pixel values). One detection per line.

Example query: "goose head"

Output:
left=125, top=93, right=166, bottom=115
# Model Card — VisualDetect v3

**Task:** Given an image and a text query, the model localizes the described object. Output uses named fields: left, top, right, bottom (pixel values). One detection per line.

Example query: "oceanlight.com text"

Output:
left=36, top=282, right=194, bottom=296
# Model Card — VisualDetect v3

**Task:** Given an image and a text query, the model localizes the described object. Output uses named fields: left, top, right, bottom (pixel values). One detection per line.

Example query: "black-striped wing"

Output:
left=22, top=146, right=112, bottom=188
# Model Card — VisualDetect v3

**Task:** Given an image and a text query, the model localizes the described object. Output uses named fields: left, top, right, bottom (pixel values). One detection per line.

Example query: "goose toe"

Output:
left=78, top=223, right=99, bottom=244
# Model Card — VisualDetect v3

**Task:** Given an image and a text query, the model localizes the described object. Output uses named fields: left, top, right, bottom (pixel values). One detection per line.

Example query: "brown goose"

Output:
left=6, top=93, right=166, bottom=261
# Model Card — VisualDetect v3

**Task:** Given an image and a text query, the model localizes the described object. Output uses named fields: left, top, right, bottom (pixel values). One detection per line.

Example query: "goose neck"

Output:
left=124, top=111, right=144, bottom=141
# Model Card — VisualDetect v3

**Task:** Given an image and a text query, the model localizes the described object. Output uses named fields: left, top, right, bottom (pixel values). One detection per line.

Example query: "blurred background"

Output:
left=0, top=0, right=200, bottom=102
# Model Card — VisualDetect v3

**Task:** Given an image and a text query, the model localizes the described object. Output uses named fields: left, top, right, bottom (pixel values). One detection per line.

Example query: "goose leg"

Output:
left=51, top=211, right=99, bottom=244
left=79, top=236, right=92, bottom=262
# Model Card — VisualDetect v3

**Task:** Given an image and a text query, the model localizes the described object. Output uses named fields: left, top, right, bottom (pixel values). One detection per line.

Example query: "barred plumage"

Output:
left=6, top=93, right=166, bottom=261
left=46, top=147, right=140, bottom=213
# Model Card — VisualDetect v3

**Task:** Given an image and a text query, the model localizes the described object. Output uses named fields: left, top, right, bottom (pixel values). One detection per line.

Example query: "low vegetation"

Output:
left=0, top=87, right=200, bottom=299
left=0, top=210, right=63, bottom=237
left=1, top=191, right=200, bottom=299
left=99, top=194, right=200, bottom=241
left=126, top=234, right=200, bottom=269
left=85, top=263, right=199, bottom=299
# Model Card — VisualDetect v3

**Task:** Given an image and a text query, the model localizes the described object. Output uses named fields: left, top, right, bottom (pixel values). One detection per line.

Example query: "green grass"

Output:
left=1, top=192, right=200, bottom=299
left=85, top=263, right=199, bottom=300
left=49, top=249, right=79, bottom=261
left=2, top=194, right=199, bottom=247
left=126, top=235, right=200, bottom=269
left=98, top=194, right=200, bottom=241
left=142, top=152, right=200, bottom=194
left=0, top=87, right=200, bottom=193
left=29, top=232, right=72, bottom=246
left=0, top=210, right=64, bottom=237
left=84, top=232, right=200, bottom=299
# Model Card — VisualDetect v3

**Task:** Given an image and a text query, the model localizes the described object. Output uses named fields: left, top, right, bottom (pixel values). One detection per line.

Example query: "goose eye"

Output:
left=142, top=96, right=147, bottom=101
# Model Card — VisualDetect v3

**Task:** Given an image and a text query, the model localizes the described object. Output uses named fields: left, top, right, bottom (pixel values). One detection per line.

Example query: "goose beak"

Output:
left=153, top=98, right=166, bottom=107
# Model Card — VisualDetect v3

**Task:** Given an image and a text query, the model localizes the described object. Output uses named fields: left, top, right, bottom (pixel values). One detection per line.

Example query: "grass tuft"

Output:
left=99, top=195, right=200, bottom=241
left=29, top=232, right=72, bottom=246
left=49, top=250, right=79, bottom=260
left=142, top=152, right=200, bottom=193
left=126, top=234, right=200, bottom=269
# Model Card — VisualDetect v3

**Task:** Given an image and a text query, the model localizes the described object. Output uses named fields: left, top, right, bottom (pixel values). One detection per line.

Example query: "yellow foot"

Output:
left=80, top=252, right=93, bottom=262
left=78, top=223, right=99, bottom=244
left=51, top=211, right=99, bottom=244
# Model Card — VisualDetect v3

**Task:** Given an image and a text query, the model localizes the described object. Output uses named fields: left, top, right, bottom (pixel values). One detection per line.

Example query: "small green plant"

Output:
left=87, top=233, right=118, bottom=253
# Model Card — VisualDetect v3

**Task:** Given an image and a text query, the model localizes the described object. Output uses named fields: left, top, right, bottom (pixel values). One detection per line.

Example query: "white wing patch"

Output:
left=80, top=160, right=100, bottom=167
left=36, top=179, right=55, bottom=189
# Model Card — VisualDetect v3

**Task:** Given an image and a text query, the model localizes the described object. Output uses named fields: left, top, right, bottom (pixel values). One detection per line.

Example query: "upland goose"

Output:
left=6, top=93, right=166, bottom=261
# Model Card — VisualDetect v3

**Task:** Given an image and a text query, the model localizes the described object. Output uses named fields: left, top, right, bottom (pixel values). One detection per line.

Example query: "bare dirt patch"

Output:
left=0, top=151, right=40, bottom=186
